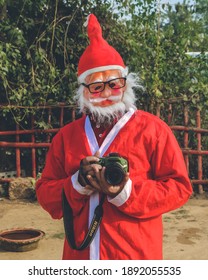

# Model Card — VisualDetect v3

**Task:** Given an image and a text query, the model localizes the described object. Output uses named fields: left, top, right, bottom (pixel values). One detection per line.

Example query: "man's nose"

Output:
left=100, top=86, right=112, bottom=98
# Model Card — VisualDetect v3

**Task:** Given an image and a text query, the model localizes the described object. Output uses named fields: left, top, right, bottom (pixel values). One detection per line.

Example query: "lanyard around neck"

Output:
left=62, top=189, right=105, bottom=250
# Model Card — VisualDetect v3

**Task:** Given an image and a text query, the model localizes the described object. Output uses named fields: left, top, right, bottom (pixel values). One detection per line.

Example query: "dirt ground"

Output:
left=0, top=194, right=208, bottom=260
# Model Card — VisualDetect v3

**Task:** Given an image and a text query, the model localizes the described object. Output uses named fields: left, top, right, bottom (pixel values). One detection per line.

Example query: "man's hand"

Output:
left=78, top=151, right=102, bottom=190
left=78, top=151, right=129, bottom=197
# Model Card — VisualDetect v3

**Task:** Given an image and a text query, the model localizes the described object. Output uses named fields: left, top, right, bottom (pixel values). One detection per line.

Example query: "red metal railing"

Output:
left=156, top=101, right=208, bottom=194
left=0, top=103, right=76, bottom=182
left=1, top=102, right=208, bottom=193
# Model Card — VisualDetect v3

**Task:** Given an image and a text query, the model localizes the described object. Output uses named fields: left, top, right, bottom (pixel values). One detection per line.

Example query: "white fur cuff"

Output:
left=71, top=171, right=94, bottom=196
left=107, top=178, right=132, bottom=207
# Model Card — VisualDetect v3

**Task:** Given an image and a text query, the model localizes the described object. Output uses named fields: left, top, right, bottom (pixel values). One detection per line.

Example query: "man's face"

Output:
left=83, top=70, right=126, bottom=107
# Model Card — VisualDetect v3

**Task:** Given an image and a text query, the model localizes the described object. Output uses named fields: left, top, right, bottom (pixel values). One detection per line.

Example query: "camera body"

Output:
left=98, top=153, right=128, bottom=185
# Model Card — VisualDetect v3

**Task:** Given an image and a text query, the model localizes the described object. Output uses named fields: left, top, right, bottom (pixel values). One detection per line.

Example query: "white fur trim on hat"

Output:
left=78, top=65, right=127, bottom=83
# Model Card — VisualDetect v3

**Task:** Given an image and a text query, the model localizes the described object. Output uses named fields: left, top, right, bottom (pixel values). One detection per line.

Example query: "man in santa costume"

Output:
left=36, top=14, right=193, bottom=260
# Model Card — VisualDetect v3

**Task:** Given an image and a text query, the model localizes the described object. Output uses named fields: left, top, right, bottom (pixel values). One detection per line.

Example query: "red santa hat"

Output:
left=78, top=14, right=126, bottom=83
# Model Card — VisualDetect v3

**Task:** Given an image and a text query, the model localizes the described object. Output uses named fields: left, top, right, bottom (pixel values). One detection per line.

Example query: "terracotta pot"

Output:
left=0, top=228, right=45, bottom=252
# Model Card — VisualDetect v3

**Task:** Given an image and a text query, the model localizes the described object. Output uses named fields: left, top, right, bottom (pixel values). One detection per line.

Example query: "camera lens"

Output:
left=105, top=165, right=124, bottom=185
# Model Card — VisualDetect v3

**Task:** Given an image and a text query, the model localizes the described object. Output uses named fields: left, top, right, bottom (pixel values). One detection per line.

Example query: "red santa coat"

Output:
left=36, top=108, right=192, bottom=260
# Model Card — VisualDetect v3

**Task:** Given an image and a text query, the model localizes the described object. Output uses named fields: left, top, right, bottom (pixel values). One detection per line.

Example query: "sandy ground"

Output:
left=0, top=194, right=208, bottom=260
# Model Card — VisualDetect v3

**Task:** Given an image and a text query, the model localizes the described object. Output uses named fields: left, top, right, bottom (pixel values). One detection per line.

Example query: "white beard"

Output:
left=80, top=96, right=127, bottom=125
left=74, top=72, right=141, bottom=125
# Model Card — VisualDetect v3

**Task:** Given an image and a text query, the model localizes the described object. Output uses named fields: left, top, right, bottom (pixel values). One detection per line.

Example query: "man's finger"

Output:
left=94, top=150, right=100, bottom=158
left=81, top=155, right=100, bottom=166
left=91, top=163, right=102, bottom=173
left=86, top=175, right=101, bottom=191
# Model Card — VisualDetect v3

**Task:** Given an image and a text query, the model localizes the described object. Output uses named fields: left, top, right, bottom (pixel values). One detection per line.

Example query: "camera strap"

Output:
left=62, top=189, right=105, bottom=251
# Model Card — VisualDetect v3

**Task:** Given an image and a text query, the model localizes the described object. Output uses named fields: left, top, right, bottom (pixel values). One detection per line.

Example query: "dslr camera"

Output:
left=98, top=153, right=128, bottom=185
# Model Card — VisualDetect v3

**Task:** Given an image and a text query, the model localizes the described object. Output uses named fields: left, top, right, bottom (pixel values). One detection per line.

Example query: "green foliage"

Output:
left=119, top=1, right=208, bottom=112
left=0, top=0, right=207, bottom=117
left=0, top=0, right=85, bottom=111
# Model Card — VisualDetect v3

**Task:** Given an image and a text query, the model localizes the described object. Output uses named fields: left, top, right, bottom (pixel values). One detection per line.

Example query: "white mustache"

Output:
left=89, top=95, right=122, bottom=103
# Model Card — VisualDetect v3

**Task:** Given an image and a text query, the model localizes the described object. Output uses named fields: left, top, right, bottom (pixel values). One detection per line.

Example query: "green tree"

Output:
left=0, top=0, right=207, bottom=118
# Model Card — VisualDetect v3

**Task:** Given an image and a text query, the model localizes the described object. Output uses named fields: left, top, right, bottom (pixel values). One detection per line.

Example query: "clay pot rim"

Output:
left=0, top=228, right=45, bottom=244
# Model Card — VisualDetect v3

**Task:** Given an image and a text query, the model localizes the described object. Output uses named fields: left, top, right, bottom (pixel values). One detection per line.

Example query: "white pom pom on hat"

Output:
left=78, top=14, right=126, bottom=83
